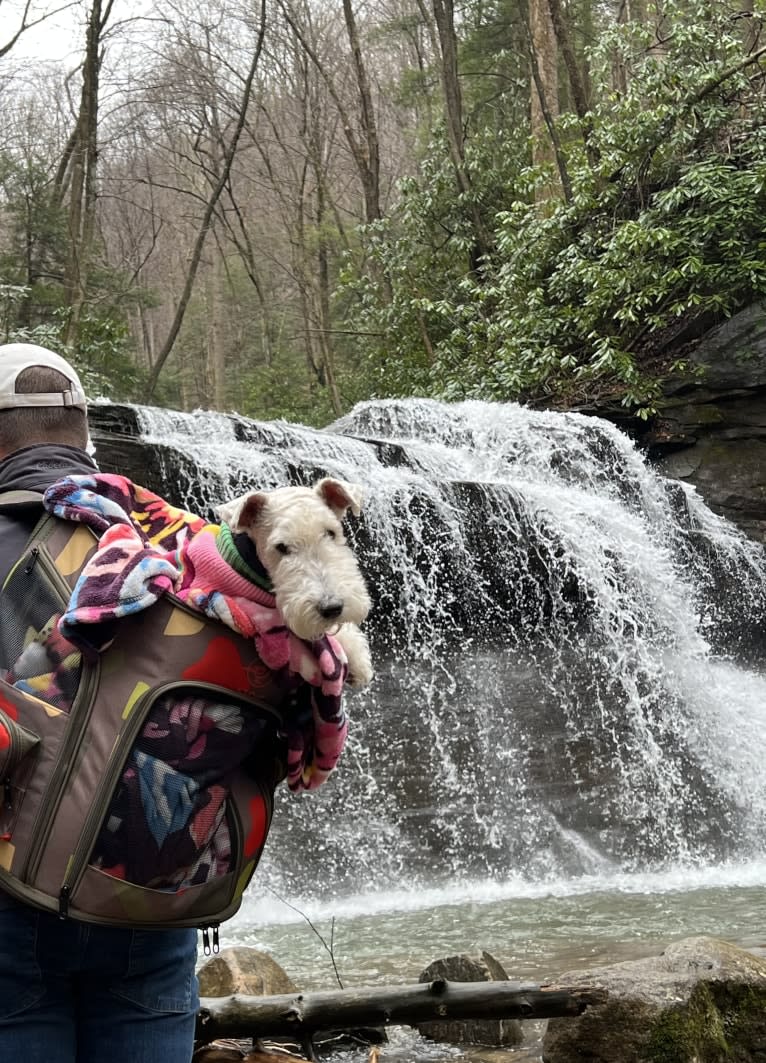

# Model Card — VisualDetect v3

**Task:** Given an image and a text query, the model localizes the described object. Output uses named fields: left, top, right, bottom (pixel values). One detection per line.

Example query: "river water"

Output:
left=229, top=864, right=766, bottom=991
left=224, top=862, right=766, bottom=1060
left=115, top=397, right=766, bottom=1057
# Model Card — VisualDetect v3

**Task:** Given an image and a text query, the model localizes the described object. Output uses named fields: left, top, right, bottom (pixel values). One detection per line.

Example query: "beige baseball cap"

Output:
left=0, top=343, right=87, bottom=411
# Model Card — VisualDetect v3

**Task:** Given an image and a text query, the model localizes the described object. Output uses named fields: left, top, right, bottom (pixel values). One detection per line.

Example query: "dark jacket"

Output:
left=0, top=444, right=98, bottom=586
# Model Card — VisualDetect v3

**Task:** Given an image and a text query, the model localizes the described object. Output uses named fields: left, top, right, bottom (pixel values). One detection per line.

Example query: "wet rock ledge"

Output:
left=589, top=303, right=766, bottom=542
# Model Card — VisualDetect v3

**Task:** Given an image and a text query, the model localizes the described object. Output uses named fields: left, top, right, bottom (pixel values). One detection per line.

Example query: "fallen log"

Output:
left=196, top=978, right=608, bottom=1044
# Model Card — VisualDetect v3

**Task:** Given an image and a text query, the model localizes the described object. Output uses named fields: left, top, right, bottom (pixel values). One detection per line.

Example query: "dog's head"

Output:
left=216, top=478, right=371, bottom=640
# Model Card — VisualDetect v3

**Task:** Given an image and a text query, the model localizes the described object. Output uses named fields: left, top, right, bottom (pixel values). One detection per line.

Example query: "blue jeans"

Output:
left=0, top=900, right=199, bottom=1062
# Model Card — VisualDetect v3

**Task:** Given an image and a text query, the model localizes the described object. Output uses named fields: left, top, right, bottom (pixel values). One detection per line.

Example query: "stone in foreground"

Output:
left=542, top=936, right=766, bottom=1062
left=198, top=946, right=298, bottom=998
left=416, top=951, right=524, bottom=1047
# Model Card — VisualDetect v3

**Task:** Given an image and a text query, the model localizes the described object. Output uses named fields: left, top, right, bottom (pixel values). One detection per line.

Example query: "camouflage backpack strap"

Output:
left=0, top=489, right=64, bottom=552
left=0, top=489, right=46, bottom=514
left=0, top=490, right=102, bottom=597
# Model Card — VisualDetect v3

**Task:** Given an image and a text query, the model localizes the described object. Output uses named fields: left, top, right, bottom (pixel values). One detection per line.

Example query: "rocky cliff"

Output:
left=629, top=303, right=766, bottom=541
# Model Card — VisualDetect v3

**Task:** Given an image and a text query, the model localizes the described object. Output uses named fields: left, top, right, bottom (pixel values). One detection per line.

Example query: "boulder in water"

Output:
left=416, top=951, right=524, bottom=1046
left=542, top=936, right=766, bottom=1062
left=198, top=946, right=298, bottom=997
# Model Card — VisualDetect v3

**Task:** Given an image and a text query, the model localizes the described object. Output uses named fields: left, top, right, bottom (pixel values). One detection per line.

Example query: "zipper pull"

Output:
left=59, top=885, right=71, bottom=920
left=201, top=927, right=211, bottom=955
left=24, top=548, right=40, bottom=575
left=212, top=925, right=220, bottom=954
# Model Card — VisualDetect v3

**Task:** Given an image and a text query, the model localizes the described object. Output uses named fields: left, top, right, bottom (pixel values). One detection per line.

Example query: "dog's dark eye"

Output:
left=275, top=542, right=291, bottom=556
left=325, top=529, right=337, bottom=540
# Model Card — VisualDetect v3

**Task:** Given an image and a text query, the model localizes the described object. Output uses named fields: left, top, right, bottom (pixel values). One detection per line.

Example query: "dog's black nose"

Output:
left=319, top=599, right=344, bottom=620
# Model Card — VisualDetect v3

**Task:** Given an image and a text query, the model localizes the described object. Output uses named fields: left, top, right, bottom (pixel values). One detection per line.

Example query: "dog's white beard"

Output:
left=274, top=549, right=371, bottom=641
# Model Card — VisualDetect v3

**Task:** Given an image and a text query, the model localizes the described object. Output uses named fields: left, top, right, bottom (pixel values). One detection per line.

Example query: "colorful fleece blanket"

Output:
left=92, top=691, right=269, bottom=888
left=43, top=473, right=349, bottom=794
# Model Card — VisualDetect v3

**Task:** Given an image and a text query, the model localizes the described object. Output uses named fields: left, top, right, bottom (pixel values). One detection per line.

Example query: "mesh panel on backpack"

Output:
left=0, top=541, right=83, bottom=714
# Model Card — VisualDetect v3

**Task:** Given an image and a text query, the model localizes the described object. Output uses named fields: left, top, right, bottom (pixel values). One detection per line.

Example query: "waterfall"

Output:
left=110, top=396, right=766, bottom=902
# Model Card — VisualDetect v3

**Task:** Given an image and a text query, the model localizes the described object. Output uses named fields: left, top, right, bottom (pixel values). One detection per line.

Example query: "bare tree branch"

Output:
left=145, top=0, right=268, bottom=397
left=0, top=0, right=78, bottom=60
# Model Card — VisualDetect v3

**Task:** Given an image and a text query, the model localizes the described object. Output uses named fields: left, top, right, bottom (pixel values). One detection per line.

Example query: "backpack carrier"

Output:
left=0, top=490, right=288, bottom=942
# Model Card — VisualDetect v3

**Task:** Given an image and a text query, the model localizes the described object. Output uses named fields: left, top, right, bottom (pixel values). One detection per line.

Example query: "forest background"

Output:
left=1, top=0, right=765, bottom=426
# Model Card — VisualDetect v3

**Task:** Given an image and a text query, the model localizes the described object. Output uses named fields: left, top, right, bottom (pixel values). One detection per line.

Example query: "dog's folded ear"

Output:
left=315, top=478, right=365, bottom=518
left=215, top=492, right=268, bottom=530
left=214, top=497, right=241, bottom=527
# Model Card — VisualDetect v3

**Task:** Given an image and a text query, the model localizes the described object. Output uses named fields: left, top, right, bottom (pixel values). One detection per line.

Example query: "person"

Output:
left=0, top=344, right=214, bottom=1062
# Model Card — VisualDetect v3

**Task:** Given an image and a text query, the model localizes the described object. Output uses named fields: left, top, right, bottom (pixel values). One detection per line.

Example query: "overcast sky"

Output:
left=5, top=3, right=74, bottom=60
left=4, top=0, right=147, bottom=66
left=3, top=0, right=174, bottom=122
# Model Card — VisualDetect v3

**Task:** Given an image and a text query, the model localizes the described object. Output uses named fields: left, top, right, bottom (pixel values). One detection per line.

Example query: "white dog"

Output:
left=216, top=478, right=373, bottom=688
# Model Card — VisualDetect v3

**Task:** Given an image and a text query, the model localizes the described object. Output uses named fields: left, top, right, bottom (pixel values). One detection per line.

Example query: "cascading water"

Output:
left=114, top=396, right=766, bottom=920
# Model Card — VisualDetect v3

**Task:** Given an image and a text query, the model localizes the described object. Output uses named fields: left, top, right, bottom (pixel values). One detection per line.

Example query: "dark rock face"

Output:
left=542, top=936, right=766, bottom=1063
left=659, top=437, right=766, bottom=538
left=641, top=303, right=766, bottom=541
left=685, top=304, right=766, bottom=390
left=88, top=405, right=184, bottom=503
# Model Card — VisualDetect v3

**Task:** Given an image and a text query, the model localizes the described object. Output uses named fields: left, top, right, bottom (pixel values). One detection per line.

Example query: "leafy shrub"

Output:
left=342, top=0, right=766, bottom=415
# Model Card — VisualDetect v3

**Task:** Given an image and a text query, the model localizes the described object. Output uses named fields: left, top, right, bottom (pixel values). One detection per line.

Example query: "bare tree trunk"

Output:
left=219, top=186, right=275, bottom=366
left=529, top=0, right=559, bottom=164
left=145, top=0, right=267, bottom=400
left=545, top=0, right=598, bottom=165
left=611, top=0, right=629, bottom=94
left=196, top=980, right=609, bottom=1043
left=51, top=118, right=78, bottom=210
left=206, top=238, right=226, bottom=409
left=136, top=294, right=156, bottom=367
left=341, top=0, right=381, bottom=223
left=63, top=0, right=112, bottom=346
left=413, top=0, right=442, bottom=62
left=523, top=0, right=571, bottom=201
left=17, top=190, right=34, bottom=327
left=315, top=162, right=342, bottom=416
left=431, top=0, right=492, bottom=264
left=416, top=307, right=436, bottom=363
left=293, top=147, right=324, bottom=388
left=431, top=0, right=468, bottom=195
left=612, top=0, right=649, bottom=92
left=278, top=0, right=382, bottom=225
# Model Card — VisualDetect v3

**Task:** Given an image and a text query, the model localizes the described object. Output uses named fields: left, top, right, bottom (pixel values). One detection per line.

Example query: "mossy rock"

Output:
left=542, top=937, right=766, bottom=1063
left=646, top=983, right=729, bottom=1062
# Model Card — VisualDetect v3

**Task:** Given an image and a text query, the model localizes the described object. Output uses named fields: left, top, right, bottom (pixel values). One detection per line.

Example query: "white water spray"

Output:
left=127, top=397, right=766, bottom=902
